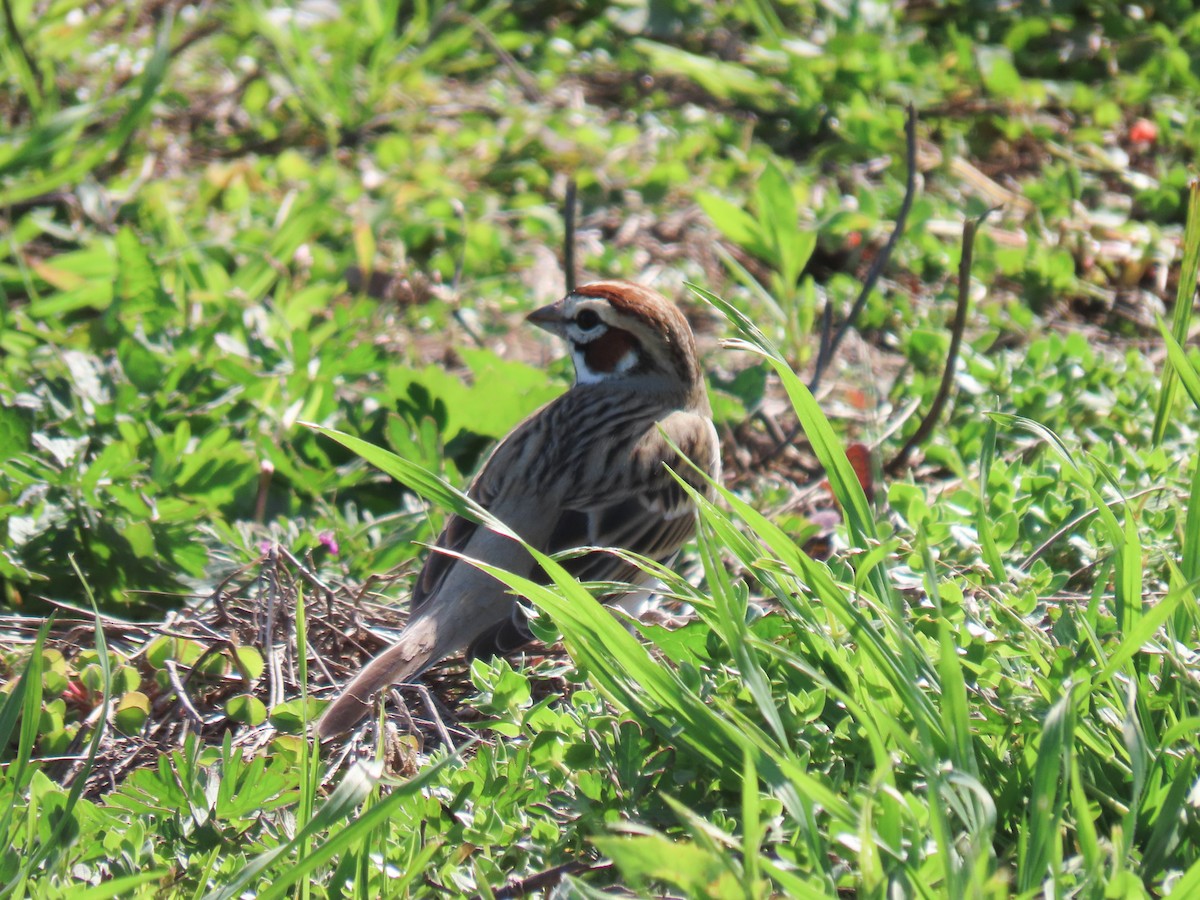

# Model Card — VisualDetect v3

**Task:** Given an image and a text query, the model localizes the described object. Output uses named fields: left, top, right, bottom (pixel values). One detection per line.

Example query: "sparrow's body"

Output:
left=316, top=281, right=719, bottom=739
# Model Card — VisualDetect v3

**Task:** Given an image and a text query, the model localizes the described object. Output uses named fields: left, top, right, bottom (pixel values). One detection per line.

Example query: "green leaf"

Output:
left=226, top=694, right=268, bottom=726
left=73, top=871, right=170, bottom=899
left=304, top=424, right=506, bottom=535
left=697, top=192, right=770, bottom=260
left=233, top=646, right=265, bottom=681
left=692, top=283, right=892, bottom=610
left=117, top=336, right=166, bottom=392
left=633, top=39, right=785, bottom=109
left=268, top=698, right=322, bottom=733
left=0, top=404, right=33, bottom=457
left=593, top=833, right=743, bottom=899
left=207, top=754, right=456, bottom=900
left=114, top=691, right=150, bottom=735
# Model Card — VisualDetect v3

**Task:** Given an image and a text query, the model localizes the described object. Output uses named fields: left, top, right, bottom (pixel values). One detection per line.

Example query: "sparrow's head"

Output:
left=528, top=281, right=703, bottom=397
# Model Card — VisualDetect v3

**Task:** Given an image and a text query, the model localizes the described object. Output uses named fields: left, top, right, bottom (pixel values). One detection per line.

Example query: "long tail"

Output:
left=315, top=612, right=446, bottom=740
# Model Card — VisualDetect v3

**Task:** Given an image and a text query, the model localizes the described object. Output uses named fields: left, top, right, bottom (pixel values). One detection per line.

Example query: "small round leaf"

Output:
left=226, top=694, right=267, bottom=726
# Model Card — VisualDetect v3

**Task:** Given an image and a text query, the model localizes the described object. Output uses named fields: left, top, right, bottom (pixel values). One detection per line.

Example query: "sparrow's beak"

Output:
left=526, top=298, right=568, bottom=334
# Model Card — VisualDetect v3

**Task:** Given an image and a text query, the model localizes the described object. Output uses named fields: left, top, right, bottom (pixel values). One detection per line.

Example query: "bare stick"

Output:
left=164, top=660, right=208, bottom=727
left=1018, top=485, right=1164, bottom=571
left=563, top=178, right=577, bottom=294
left=451, top=198, right=467, bottom=295
left=809, top=102, right=919, bottom=394
left=455, top=10, right=542, bottom=103
left=275, top=545, right=338, bottom=607
left=763, top=104, right=918, bottom=467
left=413, top=683, right=457, bottom=751
left=810, top=300, right=834, bottom=389
left=885, top=206, right=996, bottom=474
left=385, top=687, right=420, bottom=741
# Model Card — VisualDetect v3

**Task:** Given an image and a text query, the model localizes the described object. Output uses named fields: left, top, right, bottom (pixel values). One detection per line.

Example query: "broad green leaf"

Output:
left=697, top=192, right=771, bottom=260
left=226, top=694, right=268, bottom=726
left=114, top=691, right=150, bottom=735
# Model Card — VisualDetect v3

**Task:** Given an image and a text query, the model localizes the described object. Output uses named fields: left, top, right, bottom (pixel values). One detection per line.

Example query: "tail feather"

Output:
left=315, top=613, right=444, bottom=740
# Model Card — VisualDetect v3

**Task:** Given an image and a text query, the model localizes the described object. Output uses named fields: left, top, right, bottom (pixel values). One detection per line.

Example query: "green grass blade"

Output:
left=1184, top=457, right=1200, bottom=585
left=206, top=755, right=451, bottom=900
left=294, top=583, right=315, bottom=900
left=460, top=548, right=855, bottom=829
left=690, top=284, right=895, bottom=623
left=304, top=423, right=512, bottom=537
left=686, top=473, right=942, bottom=744
left=693, top=284, right=876, bottom=539
left=1153, top=177, right=1200, bottom=444
left=758, top=859, right=835, bottom=898
left=976, top=417, right=1007, bottom=583
left=695, top=516, right=790, bottom=750
left=73, top=871, right=171, bottom=900
left=993, top=413, right=1142, bottom=631
left=1140, top=754, right=1195, bottom=877
left=0, top=616, right=53, bottom=853
left=1156, top=319, right=1200, bottom=414
left=1069, top=754, right=1102, bottom=889
left=255, top=758, right=454, bottom=900
left=919, top=531, right=977, bottom=778
left=741, top=748, right=762, bottom=894
left=1017, top=687, right=1074, bottom=893
left=7, top=559, right=113, bottom=891
left=1094, top=578, right=1187, bottom=684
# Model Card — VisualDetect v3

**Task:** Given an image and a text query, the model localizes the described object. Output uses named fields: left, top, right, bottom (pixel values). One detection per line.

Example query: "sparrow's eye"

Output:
left=575, top=308, right=602, bottom=331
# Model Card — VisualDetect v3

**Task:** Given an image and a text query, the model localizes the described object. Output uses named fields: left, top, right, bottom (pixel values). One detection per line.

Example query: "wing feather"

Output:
left=410, top=512, right=478, bottom=613
left=410, top=395, right=718, bottom=642
left=543, top=408, right=717, bottom=593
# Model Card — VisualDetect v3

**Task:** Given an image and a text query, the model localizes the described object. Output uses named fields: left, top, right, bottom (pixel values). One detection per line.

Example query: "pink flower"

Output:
left=318, top=531, right=339, bottom=555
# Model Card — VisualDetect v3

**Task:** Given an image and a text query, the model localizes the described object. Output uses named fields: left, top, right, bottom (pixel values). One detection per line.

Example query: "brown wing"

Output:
left=550, top=408, right=718, bottom=585
left=409, top=399, right=557, bottom=614
left=409, top=511, right=479, bottom=614
left=411, top=391, right=717, bottom=617
left=467, top=408, right=717, bottom=657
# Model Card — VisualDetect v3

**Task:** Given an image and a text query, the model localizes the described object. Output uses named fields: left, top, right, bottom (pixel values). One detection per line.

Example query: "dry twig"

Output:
left=886, top=206, right=996, bottom=474
left=564, top=178, right=578, bottom=293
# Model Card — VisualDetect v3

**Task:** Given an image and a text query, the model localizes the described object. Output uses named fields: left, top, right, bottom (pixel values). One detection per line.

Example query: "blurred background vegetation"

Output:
left=2, top=1, right=1200, bottom=894
left=3, top=0, right=1196, bottom=613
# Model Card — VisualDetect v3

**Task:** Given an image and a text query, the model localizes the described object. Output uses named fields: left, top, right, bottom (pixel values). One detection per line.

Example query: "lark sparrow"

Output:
left=316, top=280, right=719, bottom=738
